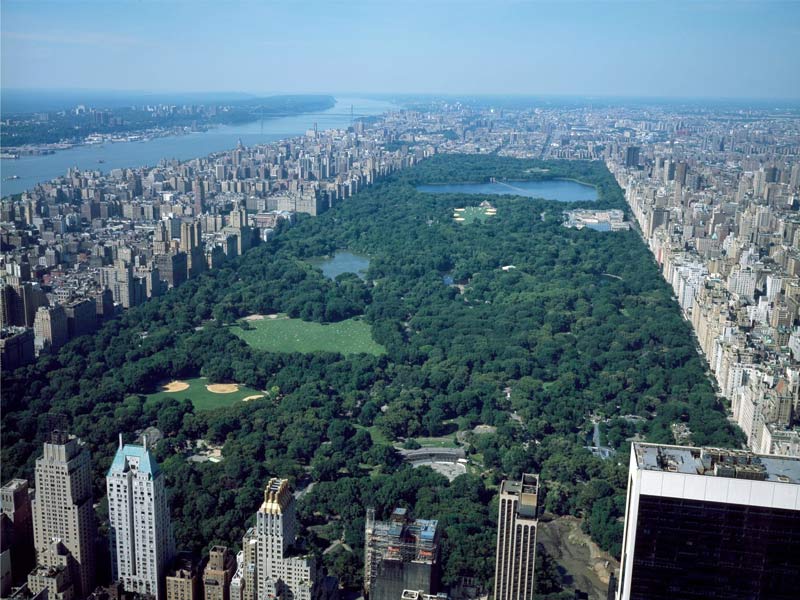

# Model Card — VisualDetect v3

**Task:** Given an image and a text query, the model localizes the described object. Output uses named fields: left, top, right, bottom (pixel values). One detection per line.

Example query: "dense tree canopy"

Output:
left=1, top=155, right=743, bottom=595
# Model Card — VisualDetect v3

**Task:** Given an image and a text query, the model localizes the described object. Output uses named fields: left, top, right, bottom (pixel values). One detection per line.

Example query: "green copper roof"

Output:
left=107, top=443, right=161, bottom=478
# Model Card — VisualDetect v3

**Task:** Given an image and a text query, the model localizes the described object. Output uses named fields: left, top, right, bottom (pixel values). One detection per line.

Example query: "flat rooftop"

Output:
left=0, top=478, right=28, bottom=492
left=501, top=473, right=539, bottom=496
left=500, top=473, right=539, bottom=518
left=633, top=443, right=800, bottom=485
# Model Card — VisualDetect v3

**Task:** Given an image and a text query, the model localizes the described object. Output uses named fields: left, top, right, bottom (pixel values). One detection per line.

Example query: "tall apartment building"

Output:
left=254, top=478, right=320, bottom=600
left=33, top=305, right=69, bottom=351
left=1, top=515, right=12, bottom=596
left=203, top=546, right=236, bottom=600
left=154, top=252, right=188, bottom=288
left=625, top=146, right=640, bottom=168
left=0, top=277, right=44, bottom=327
left=493, top=474, right=539, bottom=600
left=616, top=443, right=800, bottom=600
left=239, top=528, right=258, bottom=600
left=63, top=298, right=98, bottom=339
left=364, top=508, right=440, bottom=600
left=154, top=221, right=171, bottom=255
left=107, top=436, right=175, bottom=600
left=180, top=220, right=204, bottom=278
left=229, top=551, right=245, bottom=600
left=1, top=478, right=35, bottom=593
left=31, top=431, right=96, bottom=600
left=0, top=327, right=35, bottom=371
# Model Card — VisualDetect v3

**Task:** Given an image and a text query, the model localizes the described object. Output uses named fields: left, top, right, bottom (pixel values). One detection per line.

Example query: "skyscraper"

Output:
left=625, top=146, right=640, bottom=168
left=254, top=478, right=320, bottom=600
left=616, top=443, right=800, bottom=600
left=493, top=474, right=539, bottom=600
left=107, top=436, right=175, bottom=600
left=674, top=161, right=688, bottom=188
left=31, top=431, right=96, bottom=599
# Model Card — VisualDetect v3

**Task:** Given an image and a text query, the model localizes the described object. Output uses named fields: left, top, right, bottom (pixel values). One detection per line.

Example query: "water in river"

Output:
left=416, top=179, right=598, bottom=202
left=1, top=97, right=395, bottom=196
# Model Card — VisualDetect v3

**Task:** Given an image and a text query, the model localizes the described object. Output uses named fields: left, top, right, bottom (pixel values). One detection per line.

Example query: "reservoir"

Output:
left=1, top=97, right=395, bottom=197
left=416, top=179, right=598, bottom=202
left=309, top=251, right=370, bottom=280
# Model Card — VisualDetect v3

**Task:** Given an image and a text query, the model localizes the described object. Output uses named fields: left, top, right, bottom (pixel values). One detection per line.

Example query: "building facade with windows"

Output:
left=493, top=474, right=539, bottom=600
left=107, top=436, right=175, bottom=600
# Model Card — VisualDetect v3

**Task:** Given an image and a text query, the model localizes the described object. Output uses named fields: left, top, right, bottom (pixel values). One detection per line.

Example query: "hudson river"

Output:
left=1, top=97, right=395, bottom=197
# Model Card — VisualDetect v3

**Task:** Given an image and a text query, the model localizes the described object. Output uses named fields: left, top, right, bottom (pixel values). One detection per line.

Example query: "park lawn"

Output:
left=360, top=425, right=390, bottom=446
left=231, top=315, right=386, bottom=356
left=146, top=377, right=265, bottom=411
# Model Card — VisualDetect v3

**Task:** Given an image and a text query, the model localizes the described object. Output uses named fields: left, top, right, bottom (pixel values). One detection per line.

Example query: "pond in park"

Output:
left=309, top=250, right=370, bottom=280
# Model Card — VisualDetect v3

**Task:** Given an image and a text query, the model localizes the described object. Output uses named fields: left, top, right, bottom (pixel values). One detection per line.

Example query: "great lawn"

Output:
left=231, top=314, right=386, bottom=356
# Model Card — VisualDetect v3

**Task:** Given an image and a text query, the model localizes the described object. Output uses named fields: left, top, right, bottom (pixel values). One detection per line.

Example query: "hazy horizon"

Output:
left=2, top=0, right=799, bottom=101
left=5, top=88, right=800, bottom=101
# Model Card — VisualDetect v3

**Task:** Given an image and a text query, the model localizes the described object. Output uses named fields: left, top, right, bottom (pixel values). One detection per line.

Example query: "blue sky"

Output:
left=2, top=0, right=799, bottom=99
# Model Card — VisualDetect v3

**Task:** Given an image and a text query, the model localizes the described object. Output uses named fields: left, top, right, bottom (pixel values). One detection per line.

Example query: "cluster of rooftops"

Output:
left=634, top=442, right=800, bottom=485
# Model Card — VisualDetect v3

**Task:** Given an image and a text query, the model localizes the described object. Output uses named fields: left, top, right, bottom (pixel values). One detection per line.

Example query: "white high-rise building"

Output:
left=31, top=431, right=96, bottom=600
left=107, top=436, right=174, bottom=600
left=727, top=266, right=757, bottom=302
left=255, top=478, right=319, bottom=600
left=766, top=274, right=783, bottom=302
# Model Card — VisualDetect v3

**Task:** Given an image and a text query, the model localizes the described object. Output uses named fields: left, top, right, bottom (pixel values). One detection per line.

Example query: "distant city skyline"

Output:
left=2, top=0, right=799, bottom=100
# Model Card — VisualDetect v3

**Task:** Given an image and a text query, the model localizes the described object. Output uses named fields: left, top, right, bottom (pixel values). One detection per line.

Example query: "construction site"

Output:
left=364, top=507, right=441, bottom=600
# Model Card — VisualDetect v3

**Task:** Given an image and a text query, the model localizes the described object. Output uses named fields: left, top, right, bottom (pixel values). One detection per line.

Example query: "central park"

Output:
left=0, top=155, right=742, bottom=597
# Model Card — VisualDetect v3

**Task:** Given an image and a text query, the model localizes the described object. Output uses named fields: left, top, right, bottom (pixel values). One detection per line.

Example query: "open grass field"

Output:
left=146, top=377, right=265, bottom=411
left=231, top=314, right=386, bottom=356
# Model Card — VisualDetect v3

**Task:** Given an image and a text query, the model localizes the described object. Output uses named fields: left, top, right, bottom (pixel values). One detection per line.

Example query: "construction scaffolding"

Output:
left=364, top=507, right=440, bottom=599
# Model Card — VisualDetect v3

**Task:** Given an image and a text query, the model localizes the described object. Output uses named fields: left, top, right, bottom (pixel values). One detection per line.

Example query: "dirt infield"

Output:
left=242, top=394, right=265, bottom=402
left=206, top=383, right=239, bottom=394
left=162, top=380, right=190, bottom=392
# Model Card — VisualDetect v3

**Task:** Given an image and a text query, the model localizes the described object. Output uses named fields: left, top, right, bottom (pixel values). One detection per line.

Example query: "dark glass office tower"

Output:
left=616, top=443, right=800, bottom=600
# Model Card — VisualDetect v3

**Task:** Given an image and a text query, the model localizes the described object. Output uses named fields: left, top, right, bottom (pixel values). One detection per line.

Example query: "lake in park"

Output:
left=310, top=251, right=370, bottom=280
left=416, top=179, right=598, bottom=202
